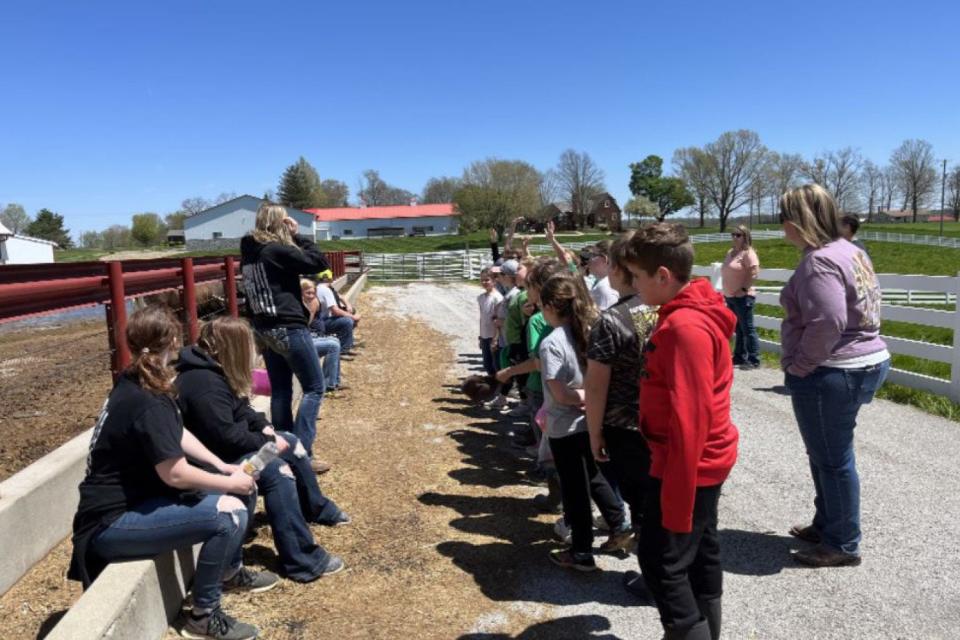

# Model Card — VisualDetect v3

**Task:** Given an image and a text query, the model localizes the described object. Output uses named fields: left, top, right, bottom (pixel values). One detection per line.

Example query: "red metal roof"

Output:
left=307, top=203, right=458, bottom=222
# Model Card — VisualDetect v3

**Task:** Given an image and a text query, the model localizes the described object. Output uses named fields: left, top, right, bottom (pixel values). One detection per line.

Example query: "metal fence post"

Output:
left=224, top=256, right=239, bottom=317
left=106, top=261, right=130, bottom=379
left=181, top=257, right=199, bottom=344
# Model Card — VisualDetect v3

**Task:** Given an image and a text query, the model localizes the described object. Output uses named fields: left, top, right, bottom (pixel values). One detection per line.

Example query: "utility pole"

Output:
left=941, top=158, right=948, bottom=237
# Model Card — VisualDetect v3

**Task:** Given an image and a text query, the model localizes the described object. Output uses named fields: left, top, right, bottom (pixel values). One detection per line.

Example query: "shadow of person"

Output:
left=35, top=610, right=68, bottom=640
left=720, top=528, right=803, bottom=575
left=444, top=430, right=538, bottom=489
left=753, top=385, right=790, bottom=396
left=457, top=614, right=623, bottom=640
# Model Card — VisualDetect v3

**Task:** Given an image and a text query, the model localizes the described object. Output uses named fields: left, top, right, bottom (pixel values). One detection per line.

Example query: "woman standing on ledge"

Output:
left=779, top=184, right=890, bottom=568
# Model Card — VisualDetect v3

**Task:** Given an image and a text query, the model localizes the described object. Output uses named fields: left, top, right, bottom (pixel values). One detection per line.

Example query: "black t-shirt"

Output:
left=586, top=295, right=659, bottom=431
left=68, top=374, right=187, bottom=586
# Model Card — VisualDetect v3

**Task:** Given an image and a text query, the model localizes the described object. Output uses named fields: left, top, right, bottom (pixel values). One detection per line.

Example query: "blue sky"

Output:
left=2, top=0, right=958, bottom=237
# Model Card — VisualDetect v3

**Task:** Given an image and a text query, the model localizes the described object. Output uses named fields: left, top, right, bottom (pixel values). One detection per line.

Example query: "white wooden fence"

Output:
left=694, top=264, right=960, bottom=403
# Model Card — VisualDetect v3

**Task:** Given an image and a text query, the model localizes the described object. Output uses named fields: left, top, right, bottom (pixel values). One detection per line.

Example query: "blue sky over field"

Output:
left=1, top=0, right=958, bottom=236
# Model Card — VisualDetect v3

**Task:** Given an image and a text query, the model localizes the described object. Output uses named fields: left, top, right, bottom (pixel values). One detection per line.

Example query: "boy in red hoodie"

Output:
left=623, top=223, right=738, bottom=640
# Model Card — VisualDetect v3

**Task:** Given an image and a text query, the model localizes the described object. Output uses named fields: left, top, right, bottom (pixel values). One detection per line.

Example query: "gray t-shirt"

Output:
left=539, top=325, right=586, bottom=438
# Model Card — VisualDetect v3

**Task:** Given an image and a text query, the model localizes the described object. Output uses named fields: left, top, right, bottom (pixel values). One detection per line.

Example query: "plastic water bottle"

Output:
left=241, top=442, right=279, bottom=476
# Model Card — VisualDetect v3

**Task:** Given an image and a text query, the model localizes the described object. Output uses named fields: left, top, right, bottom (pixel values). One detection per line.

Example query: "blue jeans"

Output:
left=311, top=334, right=342, bottom=389
left=479, top=337, right=496, bottom=377
left=241, top=451, right=332, bottom=582
left=785, top=360, right=890, bottom=555
left=91, top=493, right=246, bottom=611
left=259, top=326, right=325, bottom=455
left=725, top=296, right=760, bottom=366
left=274, top=432, right=342, bottom=525
left=324, top=316, right=355, bottom=352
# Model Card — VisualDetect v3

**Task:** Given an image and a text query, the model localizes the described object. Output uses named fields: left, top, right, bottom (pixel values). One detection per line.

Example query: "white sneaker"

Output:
left=505, top=403, right=528, bottom=417
left=554, top=517, right=572, bottom=544
left=486, top=395, right=507, bottom=410
left=593, top=512, right=610, bottom=531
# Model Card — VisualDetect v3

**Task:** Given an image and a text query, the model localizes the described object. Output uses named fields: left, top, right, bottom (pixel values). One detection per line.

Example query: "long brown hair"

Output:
left=125, top=305, right=180, bottom=395
left=197, top=317, right=255, bottom=398
left=539, top=272, right=598, bottom=366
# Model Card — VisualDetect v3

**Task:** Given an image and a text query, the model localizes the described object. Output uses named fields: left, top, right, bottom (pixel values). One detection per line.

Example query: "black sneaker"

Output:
left=181, top=607, right=259, bottom=640
left=321, top=554, right=346, bottom=576
left=549, top=548, right=598, bottom=572
left=222, top=567, right=279, bottom=594
left=623, top=570, right=655, bottom=603
left=317, top=510, right=352, bottom=527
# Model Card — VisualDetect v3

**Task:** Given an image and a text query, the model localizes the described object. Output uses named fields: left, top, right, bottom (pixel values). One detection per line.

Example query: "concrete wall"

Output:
left=323, top=215, right=459, bottom=239
left=0, top=235, right=56, bottom=264
left=184, top=196, right=314, bottom=241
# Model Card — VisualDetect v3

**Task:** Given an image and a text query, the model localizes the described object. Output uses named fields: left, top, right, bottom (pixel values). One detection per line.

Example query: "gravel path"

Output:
left=373, top=282, right=960, bottom=639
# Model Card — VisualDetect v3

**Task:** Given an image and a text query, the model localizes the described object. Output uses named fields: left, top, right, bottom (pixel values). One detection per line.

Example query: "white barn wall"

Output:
left=326, top=215, right=459, bottom=239
left=0, top=236, right=56, bottom=264
left=184, top=196, right=314, bottom=242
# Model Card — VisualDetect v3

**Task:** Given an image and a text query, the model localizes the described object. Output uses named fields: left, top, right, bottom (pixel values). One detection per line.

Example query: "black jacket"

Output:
left=175, top=346, right=272, bottom=462
left=239, top=233, right=329, bottom=330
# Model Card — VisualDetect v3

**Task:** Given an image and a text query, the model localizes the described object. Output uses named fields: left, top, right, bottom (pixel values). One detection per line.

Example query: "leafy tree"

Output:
left=357, top=170, right=414, bottom=206
left=131, top=212, right=163, bottom=246
left=629, top=155, right=694, bottom=221
left=459, top=158, right=542, bottom=232
left=80, top=230, right=104, bottom=249
left=623, top=196, right=659, bottom=226
left=278, top=157, right=325, bottom=209
left=421, top=176, right=462, bottom=204
left=1, top=203, right=30, bottom=234
left=26, top=208, right=73, bottom=248
left=319, top=179, right=350, bottom=207
left=102, top=225, right=132, bottom=249
left=165, top=211, right=187, bottom=230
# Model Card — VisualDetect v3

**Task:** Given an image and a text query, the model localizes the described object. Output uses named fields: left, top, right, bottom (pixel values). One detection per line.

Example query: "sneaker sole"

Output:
left=181, top=626, right=258, bottom=640
left=549, top=555, right=599, bottom=572
left=793, top=553, right=862, bottom=567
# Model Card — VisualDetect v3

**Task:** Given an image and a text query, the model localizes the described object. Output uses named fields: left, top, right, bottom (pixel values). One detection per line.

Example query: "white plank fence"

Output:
left=694, top=264, right=960, bottom=403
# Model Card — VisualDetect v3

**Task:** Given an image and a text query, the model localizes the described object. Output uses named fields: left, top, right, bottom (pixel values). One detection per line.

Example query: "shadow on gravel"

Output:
left=720, top=528, right=803, bottom=575
left=457, top=613, right=624, bottom=639
left=753, top=385, right=790, bottom=396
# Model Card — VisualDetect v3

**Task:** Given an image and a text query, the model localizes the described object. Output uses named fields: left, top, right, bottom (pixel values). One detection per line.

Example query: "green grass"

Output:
left=860, top=220, right=960, bottom=238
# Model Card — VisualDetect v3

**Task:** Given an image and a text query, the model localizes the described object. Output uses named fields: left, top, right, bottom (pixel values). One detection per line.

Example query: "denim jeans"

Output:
left=324, top=316, right=355, bottom=352
left=311, top=334, right=342, bottom=389
left=725, top=296, right=760, bottom=366
left=479, top=337, right=496, bottom=377
left=258, top=326, right=325, bottom=455
left=242, top=453, right=332, bottom=581
left=275, top=432, right=341, bottom=525
left=91, top=493, right=246, bottom=611
left=785, top=359, right=890, bottom=555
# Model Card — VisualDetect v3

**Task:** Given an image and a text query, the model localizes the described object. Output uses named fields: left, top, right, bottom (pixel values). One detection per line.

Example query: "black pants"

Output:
left=508, top=342, right=529, bottom=398
left=639, top=480, right=723, bottom=633
left=604, top=427, right=651, bottom=533
left=549, top=431, right=626, bottom=554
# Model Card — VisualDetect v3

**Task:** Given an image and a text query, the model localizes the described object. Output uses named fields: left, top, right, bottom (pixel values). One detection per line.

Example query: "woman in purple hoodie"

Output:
left=779, top=184, right=890, bottom=568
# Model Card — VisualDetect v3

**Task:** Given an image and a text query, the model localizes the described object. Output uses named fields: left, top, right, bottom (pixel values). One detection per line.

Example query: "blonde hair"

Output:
left=251, top=202, right=297, bottom=247
left=734, top=224, right=752, bottom=246
left=539, top=272, right=598, bottom=366
left=779, top=184, right=841, bottom=248
left=197, top=317, right=255, bottom=398
left=300, top=278, right=316, bottom=293
left=125, top=306, right=180, bottom=395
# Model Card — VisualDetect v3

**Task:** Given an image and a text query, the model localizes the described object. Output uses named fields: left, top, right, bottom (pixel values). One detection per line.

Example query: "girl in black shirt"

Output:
left=69, top=306, right=269, bottom=640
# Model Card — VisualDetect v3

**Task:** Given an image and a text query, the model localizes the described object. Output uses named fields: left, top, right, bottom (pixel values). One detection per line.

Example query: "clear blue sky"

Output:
left=2, top=0, right=958, bottom=237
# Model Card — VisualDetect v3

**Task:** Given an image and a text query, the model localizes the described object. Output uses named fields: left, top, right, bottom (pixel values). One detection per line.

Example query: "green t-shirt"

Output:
left=505, top=289, right=529, bottom=346
left=526, top=311, right=553, bottom=392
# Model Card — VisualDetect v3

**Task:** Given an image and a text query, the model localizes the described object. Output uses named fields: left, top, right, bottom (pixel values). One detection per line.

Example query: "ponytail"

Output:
left=125, top=306, right=180, bottom=395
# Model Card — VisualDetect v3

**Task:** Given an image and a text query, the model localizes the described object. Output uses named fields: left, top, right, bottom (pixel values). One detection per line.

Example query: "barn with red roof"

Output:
left=307, top=201, right=459, bottom=240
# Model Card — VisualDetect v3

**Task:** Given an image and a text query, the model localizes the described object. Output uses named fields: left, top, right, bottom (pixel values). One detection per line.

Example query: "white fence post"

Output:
left=951, top=271, right=960, bottom=403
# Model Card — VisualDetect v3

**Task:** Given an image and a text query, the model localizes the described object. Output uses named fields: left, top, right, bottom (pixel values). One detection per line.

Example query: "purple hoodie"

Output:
left=780, top=239, right=887, bottom=376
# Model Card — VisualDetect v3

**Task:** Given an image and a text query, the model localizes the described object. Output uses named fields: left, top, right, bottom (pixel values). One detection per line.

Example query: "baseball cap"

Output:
left=501, top=259, right=520, bottom=276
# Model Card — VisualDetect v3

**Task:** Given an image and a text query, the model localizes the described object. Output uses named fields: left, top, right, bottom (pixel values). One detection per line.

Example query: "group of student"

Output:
left=473, top=184, right=890, bottom=640
left=68, top=203, right=362, bottom=640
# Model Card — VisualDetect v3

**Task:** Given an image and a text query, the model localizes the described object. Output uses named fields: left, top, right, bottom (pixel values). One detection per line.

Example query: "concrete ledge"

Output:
left=343, top=270, right=367, bottom=306
left=46, top=546, right=198, bottom=640
left=0, top=428, right=90, bottom=596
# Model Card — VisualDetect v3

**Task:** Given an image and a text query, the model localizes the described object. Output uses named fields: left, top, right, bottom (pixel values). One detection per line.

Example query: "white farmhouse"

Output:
left=0, top=221, right=57, bottom=264
left=307, top=202, right=459, bottom=240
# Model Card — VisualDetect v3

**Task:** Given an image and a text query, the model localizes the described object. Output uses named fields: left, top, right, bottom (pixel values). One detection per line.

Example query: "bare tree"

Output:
left=861, top=160, right=883, bottom=220
left=801, top=155, right=829, bottom=186
left=554, top=149, right=606, bottom=228
left=890, top=139, right=938, bottom=222
left=880, top=165, right=897, bottom=213
left=687, top=130, right=769, bottom=231
left=672, top=148, right=713, bottom=227
left=180, top=197, right=212, bottom=216
left=947, top=165, right=960, bottom=222
left=801, top=148, right=862, bottom=212
left=768, top=152, right=804, bottom=216
left=357, top=170, right=413, bottom=206
left=538, top=169, right=561, bottom=209
left=214, top=192, right=238, bottom=205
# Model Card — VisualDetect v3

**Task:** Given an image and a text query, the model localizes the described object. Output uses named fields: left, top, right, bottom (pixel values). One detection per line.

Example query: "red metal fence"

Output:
left=0, top=251, right=353, bottom=376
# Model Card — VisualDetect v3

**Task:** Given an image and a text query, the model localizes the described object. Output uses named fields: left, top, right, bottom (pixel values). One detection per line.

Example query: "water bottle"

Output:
left=241, top=441, right=279, bottom=476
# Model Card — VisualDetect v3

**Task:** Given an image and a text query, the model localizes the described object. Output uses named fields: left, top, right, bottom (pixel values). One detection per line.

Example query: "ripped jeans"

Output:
left=91, top=493, right=247, bottom=610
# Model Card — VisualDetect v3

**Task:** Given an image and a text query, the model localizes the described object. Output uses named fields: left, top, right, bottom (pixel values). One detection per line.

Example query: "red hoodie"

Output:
left=640, top=278, right=739, bottom=533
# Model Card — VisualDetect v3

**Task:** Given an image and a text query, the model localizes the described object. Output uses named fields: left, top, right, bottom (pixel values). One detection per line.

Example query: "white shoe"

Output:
left=554, top=517, right=572, bottom=544
left=486, top=395, right=507, bottom=410
left=505, top=403, right=528, bottom=417
left=593, top=512, right=610, bottom=531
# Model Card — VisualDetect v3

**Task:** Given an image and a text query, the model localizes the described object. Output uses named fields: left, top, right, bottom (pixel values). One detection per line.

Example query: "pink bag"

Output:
left=251, top=368, right=271, bottom=396
left=535, top=406, right=548, bottom=432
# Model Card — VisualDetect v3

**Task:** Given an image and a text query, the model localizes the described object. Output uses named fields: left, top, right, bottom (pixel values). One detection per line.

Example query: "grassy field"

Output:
left=860, top=220, right=960, bottom=238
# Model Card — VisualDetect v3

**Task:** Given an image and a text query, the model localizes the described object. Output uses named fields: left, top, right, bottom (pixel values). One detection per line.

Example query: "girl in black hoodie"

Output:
left=176, top=317, right=348, bottom=581
left=240, top=203, right=329, bottom=457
